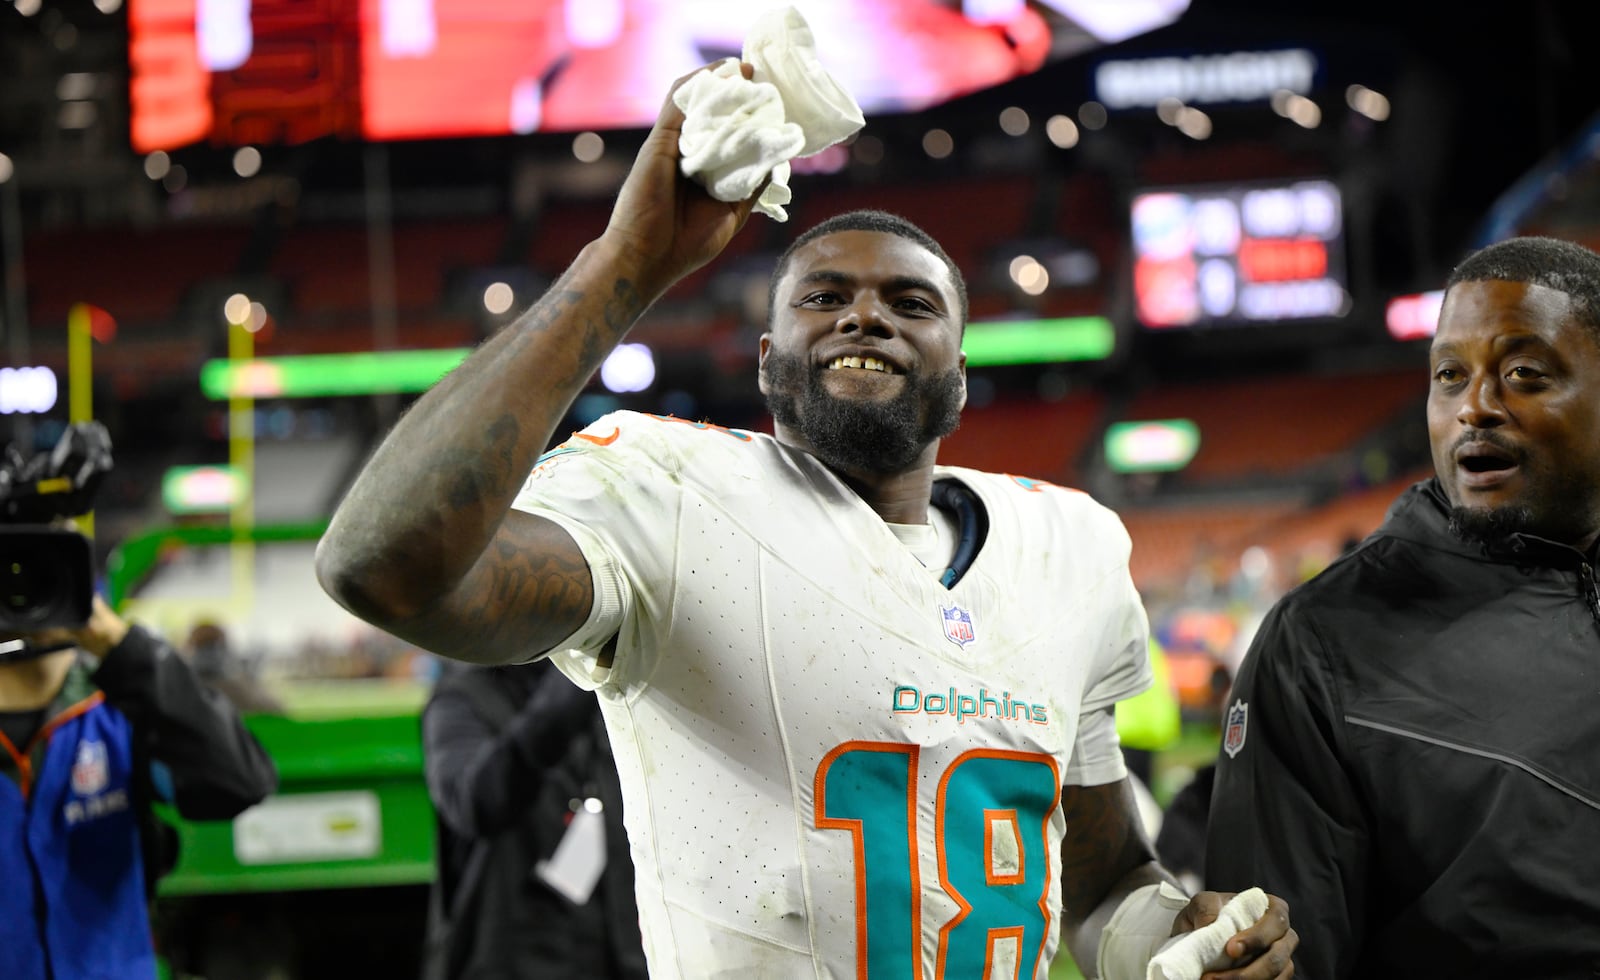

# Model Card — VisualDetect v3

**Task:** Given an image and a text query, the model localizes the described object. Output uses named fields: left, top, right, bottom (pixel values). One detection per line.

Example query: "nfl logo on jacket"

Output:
left=1223, top=699, right=1248, bottom=758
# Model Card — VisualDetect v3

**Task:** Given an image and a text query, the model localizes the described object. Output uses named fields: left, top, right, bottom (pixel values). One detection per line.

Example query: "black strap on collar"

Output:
left=930, top=478, right=988, bottom=589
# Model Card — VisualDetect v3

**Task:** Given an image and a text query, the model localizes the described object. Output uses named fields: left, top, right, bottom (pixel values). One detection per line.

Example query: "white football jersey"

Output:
left=512, top=411, right=1151, bottom=980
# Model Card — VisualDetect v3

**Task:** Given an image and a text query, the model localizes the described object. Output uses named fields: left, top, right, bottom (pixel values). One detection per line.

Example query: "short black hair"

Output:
left=1446, top=236, right=1600, bottom=338
left=765, top=209, right=969, bottom=330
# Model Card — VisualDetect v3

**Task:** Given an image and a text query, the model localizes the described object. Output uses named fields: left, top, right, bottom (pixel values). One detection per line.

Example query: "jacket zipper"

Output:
left=1581, top=561, right=1600, bottom=624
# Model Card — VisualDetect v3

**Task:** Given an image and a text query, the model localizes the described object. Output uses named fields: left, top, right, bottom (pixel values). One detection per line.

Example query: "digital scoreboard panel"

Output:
left=127, top=0, right=1188, bottom=151
left=1131, top=178, right=1349, bottom=329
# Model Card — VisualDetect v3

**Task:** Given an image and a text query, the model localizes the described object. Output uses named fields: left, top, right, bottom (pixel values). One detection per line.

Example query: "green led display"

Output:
left=961, top=316, right=1115, bottom=367
left=162, top=465, right=244, bottom=514
left=1104, top=419, right=1201, bottom=473
left=200, top=349, right=469, bottom=400
left=198, top=317, right=1116, bottom=400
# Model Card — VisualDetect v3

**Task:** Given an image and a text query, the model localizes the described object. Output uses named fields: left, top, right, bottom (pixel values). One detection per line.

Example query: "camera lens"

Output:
left=0, top=528, right=92, bottom=630
left=3, top=552, right=63, bottom=624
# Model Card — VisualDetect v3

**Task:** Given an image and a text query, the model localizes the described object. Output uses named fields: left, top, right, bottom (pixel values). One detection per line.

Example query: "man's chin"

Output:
left=1447, top=502, right=1535, bottom=548
left=771, top=400, right=929, bottom=475
left=763, top=353, right=963, bottom=476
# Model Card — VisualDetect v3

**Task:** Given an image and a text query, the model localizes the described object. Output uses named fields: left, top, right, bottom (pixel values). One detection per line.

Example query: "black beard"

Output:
left=762, top=350, right=963, bottom=475
left=1448, top=505, right=1536, bottom=550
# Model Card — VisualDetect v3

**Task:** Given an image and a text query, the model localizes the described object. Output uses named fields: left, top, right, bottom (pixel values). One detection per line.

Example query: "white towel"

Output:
left=743, top=6, right=864, bottom=156
left=1146, top=887, right=1271, bottom=980
left=672, top=6, right=865, bottom=221
left=673, top=59, right=802, bottom=219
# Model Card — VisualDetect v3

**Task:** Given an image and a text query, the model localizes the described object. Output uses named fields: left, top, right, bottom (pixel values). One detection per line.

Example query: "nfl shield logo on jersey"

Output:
left=71, top=739, right=109, bottom=796
left=1223, top=699, right=1249, bottom=758
left=940, top=604, right=976, bottom=648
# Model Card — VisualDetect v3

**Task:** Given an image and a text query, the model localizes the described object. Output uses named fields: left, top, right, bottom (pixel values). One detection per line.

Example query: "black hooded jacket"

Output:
left=1206, top=478, right=1600, bottom=979
left=420, top=660, right=646, bottom=980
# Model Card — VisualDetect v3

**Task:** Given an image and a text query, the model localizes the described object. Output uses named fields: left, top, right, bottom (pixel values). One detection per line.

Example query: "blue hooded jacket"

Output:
left=0, top=689, right=154, bottom=978
left=1, top=625, right=278, bottom=980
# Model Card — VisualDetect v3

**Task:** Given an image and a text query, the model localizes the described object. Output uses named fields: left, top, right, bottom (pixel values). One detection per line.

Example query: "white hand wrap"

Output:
left=1095, top=881, right=1190, bottom=980
left=1147, top=888, right=1271, bottom=980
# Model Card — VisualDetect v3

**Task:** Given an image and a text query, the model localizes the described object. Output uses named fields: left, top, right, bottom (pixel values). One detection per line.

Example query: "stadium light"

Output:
left=0, top=366, right=59, bottom=414
left=1385, top=290, right=1445, bottom=340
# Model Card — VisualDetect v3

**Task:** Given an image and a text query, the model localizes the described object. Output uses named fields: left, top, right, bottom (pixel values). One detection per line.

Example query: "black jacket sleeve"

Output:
left=1204, top=600, right=1370, bottom=980
left=92, top=624, right=278, bottom=820
left=422, top=665, right=596, bottom=841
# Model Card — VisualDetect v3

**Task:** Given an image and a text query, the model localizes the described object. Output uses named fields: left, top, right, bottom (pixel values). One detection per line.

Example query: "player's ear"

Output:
left=757, top=334, right=773, bottom=395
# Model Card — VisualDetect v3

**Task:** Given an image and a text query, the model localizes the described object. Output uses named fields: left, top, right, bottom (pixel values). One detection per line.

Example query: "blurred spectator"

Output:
left=1, top=596, right=278, bottom=980
left=422, top=659, right=645, bottom=980
left=183, top=621, right=286, bottom=715
left=1153, top=663, right=1233, bottom=894
left=1155, top=762, right=1214, bottom=895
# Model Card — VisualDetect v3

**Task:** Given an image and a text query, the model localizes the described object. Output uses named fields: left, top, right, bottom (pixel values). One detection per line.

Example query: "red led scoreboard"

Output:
left=125, top=0, right=1197, bottom=152
left=1131, top=179, right=1349, bottom=328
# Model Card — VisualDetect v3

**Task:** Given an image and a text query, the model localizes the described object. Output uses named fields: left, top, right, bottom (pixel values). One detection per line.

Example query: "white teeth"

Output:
left=826, top=356, right=894, bottom=374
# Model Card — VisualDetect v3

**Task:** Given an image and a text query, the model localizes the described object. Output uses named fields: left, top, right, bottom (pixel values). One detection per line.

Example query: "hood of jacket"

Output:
left=1375, top=477, right=1593, bottom=570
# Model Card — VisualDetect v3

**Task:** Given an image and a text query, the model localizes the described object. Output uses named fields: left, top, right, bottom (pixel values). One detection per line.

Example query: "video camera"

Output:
left=0, top=422, right=113, bottom=632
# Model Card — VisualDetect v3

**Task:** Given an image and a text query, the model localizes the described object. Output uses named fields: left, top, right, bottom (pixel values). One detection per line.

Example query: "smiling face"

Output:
left=759, top=229, right=967, bottom=476
left=1427, top=278, right=1600, bottom=551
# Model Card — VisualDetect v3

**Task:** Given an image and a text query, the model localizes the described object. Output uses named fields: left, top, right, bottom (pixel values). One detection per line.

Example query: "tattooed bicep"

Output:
left=417, top=510, right=597, bottom=662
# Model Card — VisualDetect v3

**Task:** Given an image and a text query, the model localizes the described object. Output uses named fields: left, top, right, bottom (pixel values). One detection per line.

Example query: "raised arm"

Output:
left=316, top=66, right=761, bottom=663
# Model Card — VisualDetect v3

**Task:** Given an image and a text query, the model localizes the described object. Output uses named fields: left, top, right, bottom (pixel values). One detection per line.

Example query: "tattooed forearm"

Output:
left=1059, top=780, right=1158, bottom=918
left=604, top=277, right=644, bottom=334
left=565, top=277, right=646, bottom=375
left=437, top=417, right=522, bottom=511
left=480, top=414, right=523, bottom=481
left=513, top=288, right=583, bottom=339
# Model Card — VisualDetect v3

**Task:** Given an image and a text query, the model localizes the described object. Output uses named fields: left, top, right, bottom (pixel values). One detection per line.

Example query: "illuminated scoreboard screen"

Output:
left=1130, top=179, right=1349, bottom=329
left=126, top=0, right=1188, bottom=151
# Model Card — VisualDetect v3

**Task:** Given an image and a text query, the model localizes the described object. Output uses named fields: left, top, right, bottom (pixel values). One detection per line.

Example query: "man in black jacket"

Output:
left=1, top=594, right=279, bottom=979
left=421, top=658, right=646, bottom=980
left=1206, top=235, right=1600, bottom=978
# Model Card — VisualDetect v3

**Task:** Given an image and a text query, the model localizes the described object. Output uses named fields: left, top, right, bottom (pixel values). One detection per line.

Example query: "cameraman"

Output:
left=0, top=593, right=279, bottom=979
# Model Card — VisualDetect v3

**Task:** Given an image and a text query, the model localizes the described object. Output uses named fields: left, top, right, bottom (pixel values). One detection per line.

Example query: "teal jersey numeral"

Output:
left=816, top=742, right=1061, bottom=979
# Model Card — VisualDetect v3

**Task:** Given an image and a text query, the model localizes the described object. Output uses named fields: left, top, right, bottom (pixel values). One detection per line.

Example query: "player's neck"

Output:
left=773, top=425, right=942, bottom=524
left=834, top=453, right=941, bottom=525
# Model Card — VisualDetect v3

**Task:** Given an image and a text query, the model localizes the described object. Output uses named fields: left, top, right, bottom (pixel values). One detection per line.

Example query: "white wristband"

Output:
left=1096, top=881, right=1190, bottom=980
